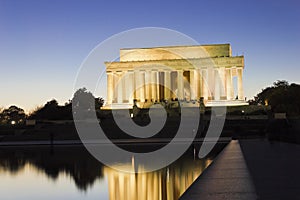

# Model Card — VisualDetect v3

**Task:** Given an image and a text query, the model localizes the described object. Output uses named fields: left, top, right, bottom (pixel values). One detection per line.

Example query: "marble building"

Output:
left=103, top=44, right=248, bottom=109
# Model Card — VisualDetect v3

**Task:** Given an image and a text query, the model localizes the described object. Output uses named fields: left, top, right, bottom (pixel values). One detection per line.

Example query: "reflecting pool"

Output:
left=0, top=143, right=225, bottom=200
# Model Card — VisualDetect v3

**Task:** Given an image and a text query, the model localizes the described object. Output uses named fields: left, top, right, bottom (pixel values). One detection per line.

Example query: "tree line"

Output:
left=250, top=80, right=300, bottom=116
left=0, top=88, right=104, bottom=125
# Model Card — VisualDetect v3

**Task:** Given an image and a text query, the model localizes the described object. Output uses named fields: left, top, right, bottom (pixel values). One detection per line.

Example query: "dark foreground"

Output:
left=1, top=116, right=300, bottom=145
left=240, top=139, right=300, bottom=199
left=180, top=139, right=300, bottom=200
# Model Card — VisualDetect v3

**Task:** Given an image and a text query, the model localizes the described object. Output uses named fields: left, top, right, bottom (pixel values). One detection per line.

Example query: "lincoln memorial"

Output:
left=102, top=44, right=248, bottom=109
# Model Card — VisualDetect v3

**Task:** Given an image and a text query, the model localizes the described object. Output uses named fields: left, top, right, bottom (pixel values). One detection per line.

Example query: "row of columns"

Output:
left=107, top=67, right=244, bottom=104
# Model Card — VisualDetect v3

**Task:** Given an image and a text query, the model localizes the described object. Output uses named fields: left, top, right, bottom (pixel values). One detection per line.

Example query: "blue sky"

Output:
left=0, top=0, right=299, bottom=112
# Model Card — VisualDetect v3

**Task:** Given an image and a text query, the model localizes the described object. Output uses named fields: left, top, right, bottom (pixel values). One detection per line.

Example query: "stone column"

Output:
left=122, top=72, right=127, bottom=103
left=116, top=71, right=123, bottom=103
left=134, top=70, right=140, bottom=101
left=164, top=70, right=171, bottom=100
left=214, top=69, right=220, bottom=100
left=113, top=73, right=118, bottom=103
left=219, top=67, right=226, bottom=100
left=170, top=71, right=176, bottom=99
left=189, top=70, right=196, bottom=100
left=156, top=71, right=160, bottom=101
left=145, top=70, right=151, bottom=102
left=226, top=68, right=233, bottom=100
left=207, top=68, right=215, bottom=100
left=177, top=70, right=184, bottom=100
left=125, top=70, right=134, bottom=103
left=202, top=69, right=208, bottom=100
left=198, top=69, right=202, bottom=98
left=151, top=70, right=157, bottom=101
left=237, top=68, right=244, bottom=100
left=106, top=71, right=113, bottom=104
left=139, top=70, right=145, bottom=102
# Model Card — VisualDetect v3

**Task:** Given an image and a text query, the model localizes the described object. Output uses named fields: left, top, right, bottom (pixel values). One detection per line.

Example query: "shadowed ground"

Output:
left=240, top=139, right=300, bottom=200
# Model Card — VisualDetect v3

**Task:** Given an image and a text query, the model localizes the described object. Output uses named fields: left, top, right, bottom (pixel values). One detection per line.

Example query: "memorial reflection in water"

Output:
left=0, top=145, right=217, bottom=200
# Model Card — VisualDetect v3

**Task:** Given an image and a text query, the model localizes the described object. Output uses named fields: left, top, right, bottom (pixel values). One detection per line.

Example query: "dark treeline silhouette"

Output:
left=28, top=88, right=104, bottom=121
left=251, top=80, right=300, bottom=116
left=29, top=99, right=73, bottom=120
left=0, top=88, right=104, bottom=125
left=0, top=146, right=104, bottom=191
left=0, top=88, right=104, bottom=127
left=0, top=105, right=26, bottom=125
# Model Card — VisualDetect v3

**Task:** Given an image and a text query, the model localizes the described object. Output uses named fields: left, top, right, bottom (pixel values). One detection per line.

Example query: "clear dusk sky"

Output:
left=1, top=0, right=299, bottom=112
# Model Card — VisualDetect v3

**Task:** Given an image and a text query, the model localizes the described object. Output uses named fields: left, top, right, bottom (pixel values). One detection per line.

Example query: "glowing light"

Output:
left=265, top=99, right=269, bottom=106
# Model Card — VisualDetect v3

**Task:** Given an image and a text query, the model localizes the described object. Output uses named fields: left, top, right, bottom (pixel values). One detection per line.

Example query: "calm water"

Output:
left=0, top=144, right=224, bottom=200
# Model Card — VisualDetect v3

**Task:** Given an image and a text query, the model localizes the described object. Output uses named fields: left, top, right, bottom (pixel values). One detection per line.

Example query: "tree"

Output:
left=27, top=88, right=104, bottom=120
left=72, top=88, right=105, bottom=119
left=29, top=99, right=60, bottom=120
left=72, top=88, right=95, bottom=110
left=72, top=88, right=104, bottom=110
left=95, top=97, right=104, bottom=109
left=273, top=80, right=289, bottom=88
left=254, top=80, right=300, bottom=116
left=0, top=105, right=26, bottom=125
left=29, top=99, right=74, bottom=120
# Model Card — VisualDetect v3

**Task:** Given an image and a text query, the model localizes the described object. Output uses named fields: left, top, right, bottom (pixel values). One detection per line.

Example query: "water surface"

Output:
left=0, top=144, right=224, bottom=200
